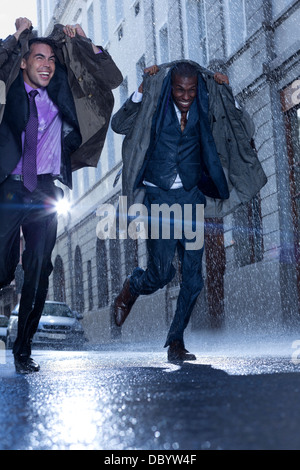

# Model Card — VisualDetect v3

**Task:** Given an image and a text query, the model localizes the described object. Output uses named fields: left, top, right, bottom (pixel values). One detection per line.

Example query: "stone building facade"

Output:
left=31, top=0, right=300, bottom=344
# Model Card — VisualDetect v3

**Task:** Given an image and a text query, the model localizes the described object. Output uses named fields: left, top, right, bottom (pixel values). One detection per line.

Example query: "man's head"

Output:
left=21, top=38, right=56, bottom=89
left=171, top=62, right=198, bottom=113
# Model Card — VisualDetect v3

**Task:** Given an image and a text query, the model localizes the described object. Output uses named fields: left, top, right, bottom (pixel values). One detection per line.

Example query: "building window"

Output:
left=115, top=0, right=124, bottom=23
left=224, top=0, right=247, bottom=56
left=135, top=2, right=140, bottom=16
left=109, top=239, right=121, bottom=297
left=100, top=0, right=109, bottom=44
left=74, top=246, right=85, bottom=313
left=282, top=81, right=300, bottom=307
left=117, top=25, right=123, bottom=41
left=87, top=260, right=93, bottom=311
left=53, top=255, right=66, bottom=302
left=186, top=0, right=208, bottom=66
left=96, top=239, right=109, bottom=308
left=87, top=3, right=94, bottom=42
left=159, top=25, right=169, bottom=63
left=233, top=195, right=264, bottom=267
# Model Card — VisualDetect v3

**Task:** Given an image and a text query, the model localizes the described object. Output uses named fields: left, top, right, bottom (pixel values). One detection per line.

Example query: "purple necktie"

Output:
left=23, top=90, right=39, bottom=192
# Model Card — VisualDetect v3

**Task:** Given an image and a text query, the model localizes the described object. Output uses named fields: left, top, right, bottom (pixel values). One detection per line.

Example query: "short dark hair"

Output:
left=23, top=37, right=56, bottom=61
left=171, top=62, right=198, bottom=82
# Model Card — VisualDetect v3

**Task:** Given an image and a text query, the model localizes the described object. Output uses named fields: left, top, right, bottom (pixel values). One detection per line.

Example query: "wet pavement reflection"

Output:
left=1, top=333, right=300, bottom=450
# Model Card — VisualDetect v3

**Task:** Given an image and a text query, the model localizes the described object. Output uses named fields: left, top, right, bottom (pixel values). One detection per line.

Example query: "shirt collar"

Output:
left=24, top=82, right=46, bottom=97
left=173, top=101, right=190, bottom=118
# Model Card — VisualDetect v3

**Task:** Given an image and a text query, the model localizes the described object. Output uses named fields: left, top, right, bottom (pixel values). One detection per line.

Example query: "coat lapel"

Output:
left=4, top=71, right=28, bottom=135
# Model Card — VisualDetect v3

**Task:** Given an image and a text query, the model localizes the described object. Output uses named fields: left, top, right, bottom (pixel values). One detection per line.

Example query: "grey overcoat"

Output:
left=112, top=60, right=267, bottom=218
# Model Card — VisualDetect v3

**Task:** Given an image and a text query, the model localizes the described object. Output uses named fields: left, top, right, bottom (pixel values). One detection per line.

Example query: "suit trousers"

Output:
left=130, top=185, right=206, bottom=347
left=0, top=176, right=61, bottom=357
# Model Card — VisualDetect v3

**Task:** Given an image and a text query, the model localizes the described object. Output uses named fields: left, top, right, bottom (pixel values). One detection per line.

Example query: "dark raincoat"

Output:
left=0, top=24, right=123, bottom=188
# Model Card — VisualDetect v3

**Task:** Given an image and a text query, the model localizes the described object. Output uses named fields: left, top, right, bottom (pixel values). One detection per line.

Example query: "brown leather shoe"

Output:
left=167, top=340, right=196, bottom=362
left=114, top=277, right=139, bottom=327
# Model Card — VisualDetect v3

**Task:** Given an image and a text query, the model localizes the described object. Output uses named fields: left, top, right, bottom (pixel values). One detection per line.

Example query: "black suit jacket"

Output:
left=0, top=63, right=82, bottom=188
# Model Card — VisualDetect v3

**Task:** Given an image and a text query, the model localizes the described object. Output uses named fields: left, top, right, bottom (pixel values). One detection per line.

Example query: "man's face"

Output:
left=172, top=74, right=198, bottom=113
left=21, top=43, right=56, bottom=89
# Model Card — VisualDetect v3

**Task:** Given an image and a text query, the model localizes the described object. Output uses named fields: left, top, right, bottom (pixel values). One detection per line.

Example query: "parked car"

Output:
left=7, top=301, right=87, bottom=350
left=0, top=315, right=9, bottom=345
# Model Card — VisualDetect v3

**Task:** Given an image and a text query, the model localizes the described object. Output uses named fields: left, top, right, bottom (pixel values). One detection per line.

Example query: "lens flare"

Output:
left=55, top=198, right=71, bottom=216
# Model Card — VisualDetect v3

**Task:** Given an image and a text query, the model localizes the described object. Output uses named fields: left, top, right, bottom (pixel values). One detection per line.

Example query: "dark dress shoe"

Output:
left=14, top=355, right=40, bottom=374
left=167, top=340, right=196, bottom=362
left=114, top=277, right=139, bottom=327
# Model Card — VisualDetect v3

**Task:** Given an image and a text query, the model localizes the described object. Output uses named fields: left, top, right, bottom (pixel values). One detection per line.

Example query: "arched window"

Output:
left=109, top=239, right=121, bottom=297
left=74, top=246, right=84, bottom=313
left=53, top=255, right=66, bottom=302
left=87, top=260, right=93, bottom=311
left=282, top=82, right=300, bottom=310
left=96, top=239, right=109, bottom=308
left=233, top=196, right=264, bottom=267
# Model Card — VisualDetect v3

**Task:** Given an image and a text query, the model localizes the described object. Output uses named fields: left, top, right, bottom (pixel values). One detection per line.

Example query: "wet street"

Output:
left=1, top=332, right=300, bottom=451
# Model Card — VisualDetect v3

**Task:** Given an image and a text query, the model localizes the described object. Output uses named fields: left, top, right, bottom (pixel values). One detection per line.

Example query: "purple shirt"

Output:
left=12, top=82, right=62, bottom=176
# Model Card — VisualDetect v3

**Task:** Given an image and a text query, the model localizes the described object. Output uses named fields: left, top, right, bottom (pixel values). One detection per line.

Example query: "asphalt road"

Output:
left=1, top=331, right=300, bottom=451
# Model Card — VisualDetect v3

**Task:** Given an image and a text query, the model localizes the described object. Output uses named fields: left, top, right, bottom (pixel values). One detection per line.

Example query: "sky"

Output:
left=0, top=0, right=38, bottom=39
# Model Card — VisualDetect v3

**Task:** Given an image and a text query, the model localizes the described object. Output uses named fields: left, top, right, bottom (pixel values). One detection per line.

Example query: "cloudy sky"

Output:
left=0, top=0, right=37, bottom=39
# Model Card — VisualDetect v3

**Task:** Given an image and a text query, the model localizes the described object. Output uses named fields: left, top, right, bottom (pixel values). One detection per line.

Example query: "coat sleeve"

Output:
left=111, top=95, right=141, bottom=135
left=46, top=25, right=124, bottom=171
left=203, top=77, right=267, bottom=217
left=0, top=31, right=32, bottom=123
left=72, top=39, right=123, bottom=91
left=0, top=35, right=18, bottom=79
left=47, top=24, right=123, bottom=90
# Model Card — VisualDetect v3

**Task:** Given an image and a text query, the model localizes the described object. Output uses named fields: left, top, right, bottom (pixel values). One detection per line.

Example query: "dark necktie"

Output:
left=180, top=111, right=187, bottom=132
left=23, top=90, right=39, bottom=192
